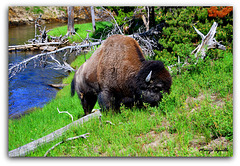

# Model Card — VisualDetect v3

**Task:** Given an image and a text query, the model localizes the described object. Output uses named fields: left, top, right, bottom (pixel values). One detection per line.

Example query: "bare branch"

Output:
left=193, top=25, right=205, bottom=40
left=8, top=41, right=102, bottom=79
left=100, top=6, right=123, bottom=35
left=57, top=107, right=73, bottom=122
left=105, top=121, right=115, bottom=125
left=44, top=133, right=90, bottom=157
left=128, top=27, right=160, bottom=57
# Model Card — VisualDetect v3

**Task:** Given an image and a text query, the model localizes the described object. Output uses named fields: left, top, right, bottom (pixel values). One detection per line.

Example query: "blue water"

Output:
left=8, top=52, right=68, bottom=117
left=8, top=23, right=69, bottom=118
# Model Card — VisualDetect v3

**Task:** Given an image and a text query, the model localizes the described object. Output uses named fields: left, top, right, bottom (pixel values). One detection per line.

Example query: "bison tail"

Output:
left=71, top=79, right=75, bottom=97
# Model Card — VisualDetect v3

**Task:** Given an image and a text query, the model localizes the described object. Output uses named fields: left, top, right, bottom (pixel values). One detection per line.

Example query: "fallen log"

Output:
left=48, top=83, right=68, bottom=88
left=9, top=109, right=101, bottom=157
left=8, top=41, right=67, bottom=51
left=8, top=41, right=102, bottom=79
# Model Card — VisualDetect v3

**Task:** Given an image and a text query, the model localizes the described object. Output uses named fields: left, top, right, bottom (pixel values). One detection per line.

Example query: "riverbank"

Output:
left=47, top=21, right=113, bottom=43
left=8, top=6, right=112, bottom=27
left=9, top=6, right=66, bottom=26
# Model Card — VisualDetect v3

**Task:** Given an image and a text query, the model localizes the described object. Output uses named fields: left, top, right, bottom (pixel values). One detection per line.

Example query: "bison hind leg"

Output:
left=79, top=92, right=98, bottom=115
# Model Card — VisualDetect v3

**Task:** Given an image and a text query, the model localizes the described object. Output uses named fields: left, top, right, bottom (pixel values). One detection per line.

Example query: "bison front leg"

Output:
left=98, top=90, right=121, bottom=112
left=121, top=97, right=144, bottom=108
left=79, top=92, right=98, bottom=115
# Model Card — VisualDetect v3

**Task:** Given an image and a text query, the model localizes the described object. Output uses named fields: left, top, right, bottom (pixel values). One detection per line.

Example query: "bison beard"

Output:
left=71, top=35, right=172, bottom=115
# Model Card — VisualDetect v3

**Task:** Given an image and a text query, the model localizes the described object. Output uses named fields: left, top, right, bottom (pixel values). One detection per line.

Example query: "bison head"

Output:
left=136, top=60, right=172, bottom=106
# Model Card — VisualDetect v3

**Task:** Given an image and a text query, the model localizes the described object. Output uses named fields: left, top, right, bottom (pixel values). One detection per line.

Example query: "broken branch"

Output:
left=100, top=6, right=123, bottom=35
left=191, top=22, right=226, bottom=61
left=57, top=107, right=73, bottom=122
left=44, top=133, right=90, bottom=157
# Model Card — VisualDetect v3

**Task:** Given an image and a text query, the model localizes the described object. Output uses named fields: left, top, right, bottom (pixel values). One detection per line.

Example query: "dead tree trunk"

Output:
left=142, top=6, right=150, bottom=31
left=67, top=6, right=75, bottom=36
left=150, top=6, right=155, bottom=27
left=191, top=22, right=226, bottom=62
left=167, top=22, right=226, bottom=73
left=91, top=6, right=96, bottom=32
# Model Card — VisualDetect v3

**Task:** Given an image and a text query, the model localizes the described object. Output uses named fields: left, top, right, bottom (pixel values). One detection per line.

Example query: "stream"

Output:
left=8, top=22, right=78, bottom=118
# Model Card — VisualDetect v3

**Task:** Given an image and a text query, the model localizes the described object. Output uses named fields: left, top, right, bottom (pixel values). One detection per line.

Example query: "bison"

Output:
left=71, top=34, right=172, bottom=115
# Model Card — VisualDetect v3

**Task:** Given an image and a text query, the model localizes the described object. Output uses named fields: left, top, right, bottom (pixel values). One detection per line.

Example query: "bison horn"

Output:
left=145, top=70, right=152, bottom=82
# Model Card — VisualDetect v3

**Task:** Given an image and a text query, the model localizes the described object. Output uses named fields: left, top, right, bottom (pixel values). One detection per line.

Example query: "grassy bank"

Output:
left=47, top=21, right=113, bottom=43
left=9, top=49, right=233, bottom=157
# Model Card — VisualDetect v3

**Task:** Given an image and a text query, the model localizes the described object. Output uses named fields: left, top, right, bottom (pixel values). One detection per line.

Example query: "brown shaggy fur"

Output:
left=97, top=35, right=144, bottom=95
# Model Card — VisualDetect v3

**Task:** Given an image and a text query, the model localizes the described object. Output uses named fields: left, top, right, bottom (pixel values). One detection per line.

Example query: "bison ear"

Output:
left=145, top=70, right=152, bottom=82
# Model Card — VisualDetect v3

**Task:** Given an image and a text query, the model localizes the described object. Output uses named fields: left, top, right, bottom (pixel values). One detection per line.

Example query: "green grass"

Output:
left=8, top=50, right=233, bottom=157
left=47, top=21, right=113, bottom=43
